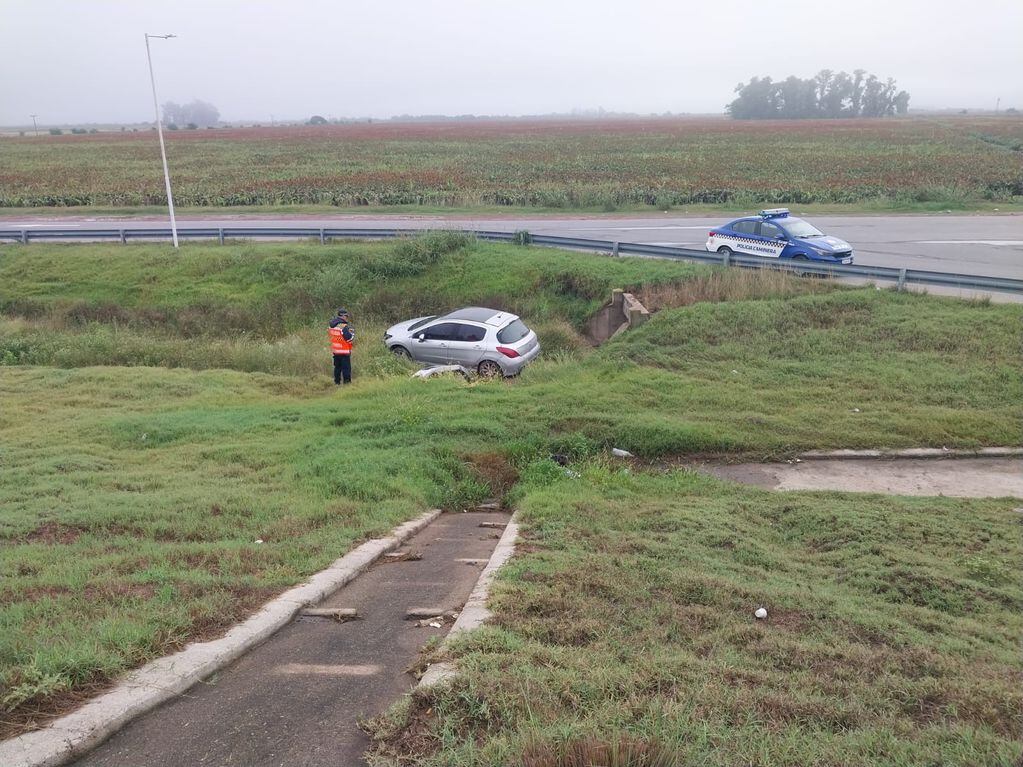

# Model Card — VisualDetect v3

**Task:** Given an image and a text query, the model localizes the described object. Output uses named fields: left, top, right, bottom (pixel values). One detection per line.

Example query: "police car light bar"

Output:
left=759, top=208, right=790, bottom=218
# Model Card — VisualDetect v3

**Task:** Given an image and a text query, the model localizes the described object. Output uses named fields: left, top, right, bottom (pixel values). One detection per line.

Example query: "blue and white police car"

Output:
left=706, top=209, right=854, bottom=264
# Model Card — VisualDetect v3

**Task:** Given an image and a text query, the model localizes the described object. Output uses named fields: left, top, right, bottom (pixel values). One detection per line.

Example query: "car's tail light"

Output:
left=709, top=231, right=717, bottom=237
left=496, top=346, right=520, bottom=358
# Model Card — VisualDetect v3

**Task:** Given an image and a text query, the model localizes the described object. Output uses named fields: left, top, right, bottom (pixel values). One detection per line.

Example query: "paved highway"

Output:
left=3, top=213, right=1021, bottom=278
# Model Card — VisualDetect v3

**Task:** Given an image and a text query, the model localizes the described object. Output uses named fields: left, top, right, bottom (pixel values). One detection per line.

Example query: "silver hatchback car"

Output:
left=384, top=307, right=541, bottom=377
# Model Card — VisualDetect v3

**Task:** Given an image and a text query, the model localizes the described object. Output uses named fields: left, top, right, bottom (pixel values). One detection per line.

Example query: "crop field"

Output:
left=1, top=236, right=1020, bottom=763
left=1, top=116, right=1021, bottom=211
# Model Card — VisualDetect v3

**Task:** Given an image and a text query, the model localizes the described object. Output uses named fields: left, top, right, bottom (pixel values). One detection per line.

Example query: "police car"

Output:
left=706, top=209, right=853, bottom=264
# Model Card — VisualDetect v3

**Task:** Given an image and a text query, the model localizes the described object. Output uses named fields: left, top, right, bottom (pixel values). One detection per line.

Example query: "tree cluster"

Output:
left=161, top=99, right=220, bottom=127
left=727, top=70, right=909, bottom=119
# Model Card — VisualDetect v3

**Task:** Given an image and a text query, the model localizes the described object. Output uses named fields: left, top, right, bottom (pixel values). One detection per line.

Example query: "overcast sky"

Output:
left=2, top=0, right=1021, bottom=125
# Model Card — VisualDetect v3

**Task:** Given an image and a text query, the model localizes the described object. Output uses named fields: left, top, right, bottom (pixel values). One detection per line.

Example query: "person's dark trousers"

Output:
left=333, top=354, right=352, bottom=385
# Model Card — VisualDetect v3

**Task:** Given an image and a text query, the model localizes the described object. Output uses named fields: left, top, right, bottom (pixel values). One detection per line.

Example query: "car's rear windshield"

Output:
left=781, top=219, right=824, bottom=238
left=408, top=316, right=436, bottom=331
left=497, top=319, right=529, bottom=344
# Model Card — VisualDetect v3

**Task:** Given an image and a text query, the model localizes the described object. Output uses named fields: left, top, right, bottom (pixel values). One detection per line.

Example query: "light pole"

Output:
left=145, top=33, right=179, bottom=248
left=30, top=114, right=39, bottom=136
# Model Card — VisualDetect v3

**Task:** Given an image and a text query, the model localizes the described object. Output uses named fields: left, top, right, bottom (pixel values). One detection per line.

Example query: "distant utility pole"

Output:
left=30, top=114, right=39, bottom=136
left=996, top=97, right=1001, bottom=114
left=270, top=114, right=275, bottom=127
left=144, top=32, right=179, bottom=248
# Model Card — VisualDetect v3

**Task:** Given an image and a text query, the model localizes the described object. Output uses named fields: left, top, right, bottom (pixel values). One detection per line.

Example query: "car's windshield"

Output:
left=408, top=316, right=436, bottom=331
left=497, top=319, right=529, bottom=344
left=780, top=219, right=824, bottom=238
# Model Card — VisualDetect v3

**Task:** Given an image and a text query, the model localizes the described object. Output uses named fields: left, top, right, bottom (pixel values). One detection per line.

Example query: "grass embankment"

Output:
left=369, top=468, right=1022, bottom=766
left=1, top=235, right=1020, bottom=755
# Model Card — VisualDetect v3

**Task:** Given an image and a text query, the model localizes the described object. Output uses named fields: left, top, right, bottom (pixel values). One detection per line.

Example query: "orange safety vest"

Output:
left=329, top=324, right=353, bottom=355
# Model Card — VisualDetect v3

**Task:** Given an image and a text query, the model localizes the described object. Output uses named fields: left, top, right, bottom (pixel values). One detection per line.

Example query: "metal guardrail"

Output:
left=2, top=226, right=1021, bottom=294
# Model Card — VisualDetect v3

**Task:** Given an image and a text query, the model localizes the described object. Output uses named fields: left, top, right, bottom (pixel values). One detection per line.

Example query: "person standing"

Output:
left=328, top=308, right=355, bottom=385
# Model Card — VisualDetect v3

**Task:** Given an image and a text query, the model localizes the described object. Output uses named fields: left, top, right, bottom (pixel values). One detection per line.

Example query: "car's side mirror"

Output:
left=776, top=234, right=787, bottom=240
left=417, top=333, right=426, bottom=341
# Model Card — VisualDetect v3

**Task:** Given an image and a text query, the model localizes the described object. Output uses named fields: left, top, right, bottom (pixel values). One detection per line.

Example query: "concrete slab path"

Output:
left=699, top=457, right=1023, bottom=498
left=71, top=510, right=510, bottom=767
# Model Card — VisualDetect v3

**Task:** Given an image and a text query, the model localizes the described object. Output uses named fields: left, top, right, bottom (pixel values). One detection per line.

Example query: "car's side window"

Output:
left=732, top=220, right=756, bottom=235
left=760, top=222, right=783, bottom=239
left=452, top=323, right=485, bottom=342
left=421, top=322, right=458, bottom=341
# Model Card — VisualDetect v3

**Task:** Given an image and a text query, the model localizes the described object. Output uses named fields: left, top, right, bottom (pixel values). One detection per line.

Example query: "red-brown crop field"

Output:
left=1, top=116, right=1020, bottom=209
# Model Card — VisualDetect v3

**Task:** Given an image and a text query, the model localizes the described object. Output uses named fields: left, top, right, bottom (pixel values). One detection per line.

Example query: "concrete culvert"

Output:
left=585, top=289, right=650, bottom=345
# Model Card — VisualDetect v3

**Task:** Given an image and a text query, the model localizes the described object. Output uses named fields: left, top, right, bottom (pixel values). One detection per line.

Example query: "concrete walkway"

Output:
left=699, top=457, right=1023, bottom=498
left=72, top=510, right=510, bottom=767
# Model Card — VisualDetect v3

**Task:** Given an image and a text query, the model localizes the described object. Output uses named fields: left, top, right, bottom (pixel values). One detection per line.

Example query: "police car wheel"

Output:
left=716, top=246, right=733, bottom=258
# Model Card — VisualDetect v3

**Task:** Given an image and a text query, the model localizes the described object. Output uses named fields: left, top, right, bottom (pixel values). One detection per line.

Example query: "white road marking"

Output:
left=275, top=663, right=381, bottom=676
left=563, top=225, right=712, bottom=231
left=916, top=240, right=1023, bottom=246
left=6, top=223, right=82, bottom=228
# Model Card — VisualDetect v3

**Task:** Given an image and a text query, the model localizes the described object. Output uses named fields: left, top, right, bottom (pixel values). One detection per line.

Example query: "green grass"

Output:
left=0, top=237, right=1020, bottom=751
left=368, top=467, right=1022, bottom=766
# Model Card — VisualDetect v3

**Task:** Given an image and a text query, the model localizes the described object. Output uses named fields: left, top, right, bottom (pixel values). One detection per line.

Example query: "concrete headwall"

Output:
left=585, top=289, right=650, bottom=344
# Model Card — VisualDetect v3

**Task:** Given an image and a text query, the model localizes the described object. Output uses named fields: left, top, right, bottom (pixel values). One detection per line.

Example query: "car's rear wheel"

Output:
left=391, top=346, right=411, bottom=359
left=716, top=246, right=733, bottom=260
left=790, top=254, right=814, bottom=277
left=477, top=359, right=504, bottom=379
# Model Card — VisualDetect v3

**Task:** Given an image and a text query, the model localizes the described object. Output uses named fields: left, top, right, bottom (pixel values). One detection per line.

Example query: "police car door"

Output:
left=729, top=220, right=762, bottom=255
left=756, top=220, right=788, bottom=259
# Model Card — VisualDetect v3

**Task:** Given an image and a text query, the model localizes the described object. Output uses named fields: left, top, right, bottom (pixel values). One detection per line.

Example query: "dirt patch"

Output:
left=696, top=457, right=1023, bottom=498
left=520, top=735, right=679, bottom=767
left=0, top=680, right=115, bottom=741
left=364, top=693, right=443, bottom=766
left=465, top=451, right=518, bottom=498
left=82, top=583, right=157, bottom=602
left=23, top=521, right=85, bottom=545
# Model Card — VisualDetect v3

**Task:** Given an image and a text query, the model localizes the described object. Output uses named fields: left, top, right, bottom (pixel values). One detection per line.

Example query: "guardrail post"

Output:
left=896, top=268, right=908, bottom=291
left=119, top=229, right=126, bottom=244
left=218, top=228, right=225, bottom=245
left=611, top=241, right=619, bottom=257
left=21, top=230, right=28, bottom=244
left=319, top=228, right=325, bottom=245
left=722, top=250, right=731, bottom=267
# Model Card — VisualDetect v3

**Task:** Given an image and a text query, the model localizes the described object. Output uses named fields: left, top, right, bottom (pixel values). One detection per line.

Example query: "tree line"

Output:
left=161, top=99, right=220, bottom=128
left=727, top=70, right=910, bottom=119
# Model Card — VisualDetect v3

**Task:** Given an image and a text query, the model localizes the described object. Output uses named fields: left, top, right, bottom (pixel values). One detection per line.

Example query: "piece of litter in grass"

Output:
left=428, top=622, right=442, bottom=628
left=254, top=539, right=264, bottom=544
left=755, top=607, right=768, bottom=620
left=731, top=369, right=739, bottom=375
left=563, top=468, right=580, bottom=479
left=611, top=447, right=633, bottom=458
left=851, top=408, right=860, bottom=413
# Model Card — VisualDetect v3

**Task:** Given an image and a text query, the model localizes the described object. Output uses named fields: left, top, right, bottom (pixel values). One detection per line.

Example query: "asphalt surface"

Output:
left=3, top=214, right=1022, bottom=279
left=72, top=510, right=511, bottom=767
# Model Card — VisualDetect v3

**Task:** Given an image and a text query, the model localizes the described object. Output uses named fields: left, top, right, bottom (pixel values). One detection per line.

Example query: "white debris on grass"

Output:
left=611, top=447, right=634, bottom=458
left=412, top=365, right=472, bottom=380
left=755, top=607, right=768, bottom=620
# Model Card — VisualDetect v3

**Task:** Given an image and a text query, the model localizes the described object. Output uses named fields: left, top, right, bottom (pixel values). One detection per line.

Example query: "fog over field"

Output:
left=1, top=0, right=1021, bottom=125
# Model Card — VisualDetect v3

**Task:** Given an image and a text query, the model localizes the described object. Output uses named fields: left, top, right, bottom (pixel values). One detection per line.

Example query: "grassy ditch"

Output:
left=368, top=467, right=1022, bottom=766
left=0, top=236, right=1020, bottom=742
